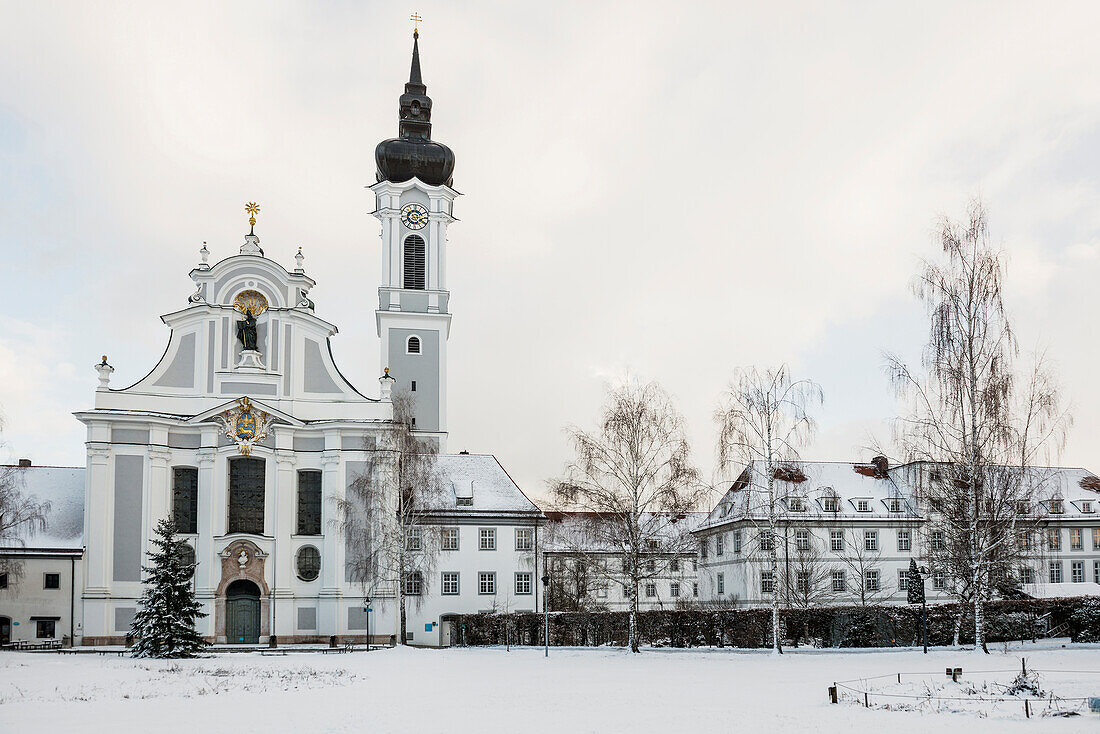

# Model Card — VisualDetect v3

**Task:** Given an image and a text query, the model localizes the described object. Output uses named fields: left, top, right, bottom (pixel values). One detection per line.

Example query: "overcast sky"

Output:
left=1, top=2, right=1099, bottom=501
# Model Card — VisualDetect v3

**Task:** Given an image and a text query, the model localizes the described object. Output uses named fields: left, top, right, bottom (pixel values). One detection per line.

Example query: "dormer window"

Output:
left=1016, top=500, right=1030, bottom=515
left=456, top=497, right=473, bottom=506
left=887, top=498, right=902, bottom=513
left=788, top=497, right=805, bottom=512
left=1082, top=500, right=1094, bottom=514
left=822, top=497, right=839, bottom=513
left=1050, top=499, right=1065, bottom=514
left=856, top=499, right=871, bottom=513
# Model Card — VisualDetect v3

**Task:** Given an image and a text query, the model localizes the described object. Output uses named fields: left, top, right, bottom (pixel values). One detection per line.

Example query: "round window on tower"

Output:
left=296, top=545, right=321, bottom=582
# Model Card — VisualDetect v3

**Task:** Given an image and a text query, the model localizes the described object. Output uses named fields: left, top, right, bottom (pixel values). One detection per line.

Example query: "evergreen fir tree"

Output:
left=130, top=517, right=208, bottom=658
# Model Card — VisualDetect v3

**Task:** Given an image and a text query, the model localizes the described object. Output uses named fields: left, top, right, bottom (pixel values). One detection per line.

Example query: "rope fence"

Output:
left=827, top=659, right=1100, bottom=718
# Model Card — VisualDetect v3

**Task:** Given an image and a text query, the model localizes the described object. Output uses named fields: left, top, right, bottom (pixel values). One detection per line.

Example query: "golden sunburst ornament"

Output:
left=246, top=202, right=260, bottom=234
left=233, top=289, right=269, bottom=316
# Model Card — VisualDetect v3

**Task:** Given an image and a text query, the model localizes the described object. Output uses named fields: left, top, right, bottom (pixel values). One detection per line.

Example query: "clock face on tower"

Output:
left=400, top=203, right=429, bottom=230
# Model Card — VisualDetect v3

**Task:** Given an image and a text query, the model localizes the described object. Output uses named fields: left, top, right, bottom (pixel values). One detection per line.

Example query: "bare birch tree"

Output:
left=887, top=199, right=1071, bottom=653
left=550, top=380, right=704, bottom=653
left=338, top=390, right=445, bottom=646
left=715, top=366, right=823, bottom=653
left=0, top=422, right=50, bottom=584
left=838, top=528, right=890, bottom=606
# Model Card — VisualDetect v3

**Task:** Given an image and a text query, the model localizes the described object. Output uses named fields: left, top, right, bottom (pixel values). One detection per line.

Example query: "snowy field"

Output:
left=3, top=644, right=1100, bottom=733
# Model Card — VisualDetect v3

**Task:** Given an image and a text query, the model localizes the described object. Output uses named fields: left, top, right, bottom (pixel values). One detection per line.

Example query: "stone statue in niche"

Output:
left=238, top=549, right=249, bottom=568
left=237, top=308, right=259, bottom=351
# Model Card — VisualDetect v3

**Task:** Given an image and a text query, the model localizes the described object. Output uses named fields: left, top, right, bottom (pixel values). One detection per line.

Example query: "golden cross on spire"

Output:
left=245, top=202, right=260, bottom=233
left=410, top=12, right=422, bottom=33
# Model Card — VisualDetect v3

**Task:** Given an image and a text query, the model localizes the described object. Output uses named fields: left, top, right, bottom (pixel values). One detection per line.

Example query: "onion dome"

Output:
left=375, top=31, right=455, bottom=187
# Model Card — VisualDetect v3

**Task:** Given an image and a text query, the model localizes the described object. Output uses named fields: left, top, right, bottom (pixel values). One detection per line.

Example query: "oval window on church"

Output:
left=407, top=335, right=421, bottom=354
left=296, top=545, right=321, bottom=582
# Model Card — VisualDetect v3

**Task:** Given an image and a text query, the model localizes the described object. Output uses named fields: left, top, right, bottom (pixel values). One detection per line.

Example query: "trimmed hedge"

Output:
left=451, top=597, right=1093, bottom=649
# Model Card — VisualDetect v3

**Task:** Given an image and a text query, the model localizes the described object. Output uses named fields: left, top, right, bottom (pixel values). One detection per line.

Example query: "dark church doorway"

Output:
left=225, top=580, right=261, bottom=644
left=0, top=616, right=10, bottom=645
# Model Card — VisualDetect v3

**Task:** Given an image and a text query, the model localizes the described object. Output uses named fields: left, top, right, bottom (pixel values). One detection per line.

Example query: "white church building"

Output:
left=73, top=30, right=544, bottom=647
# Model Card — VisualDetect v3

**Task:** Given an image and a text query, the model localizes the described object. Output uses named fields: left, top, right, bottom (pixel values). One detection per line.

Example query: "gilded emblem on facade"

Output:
left=218, top=396, right=272, bottom=456
left=233, top=290, right=269, bottom=317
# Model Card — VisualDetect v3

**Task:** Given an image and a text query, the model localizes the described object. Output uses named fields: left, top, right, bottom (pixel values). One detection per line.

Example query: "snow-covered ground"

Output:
left=2, top=643, right=1100, bottom=733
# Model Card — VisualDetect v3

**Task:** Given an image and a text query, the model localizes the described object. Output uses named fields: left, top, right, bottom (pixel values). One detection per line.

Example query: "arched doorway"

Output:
left=225, top=580, right=261, bottom=644
left=0, top=616, right=10, bottom=645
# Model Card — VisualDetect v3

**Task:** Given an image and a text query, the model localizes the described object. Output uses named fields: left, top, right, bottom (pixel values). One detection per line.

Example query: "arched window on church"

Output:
left=172, top=467, right=198, bottom=534
left=403, top=235, right=426, bottom=290
left=297, top=470, right=322, bottom=536
left=228, top=457, right=266, bottom=535
left=407, top=335, right=421, bottom=355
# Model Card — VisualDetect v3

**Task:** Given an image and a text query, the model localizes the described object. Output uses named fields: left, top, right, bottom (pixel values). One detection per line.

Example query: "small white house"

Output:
left=0, top=461, right=85, bottom=646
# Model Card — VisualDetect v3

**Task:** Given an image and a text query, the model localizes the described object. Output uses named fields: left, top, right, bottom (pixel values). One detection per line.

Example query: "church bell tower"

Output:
left=372, top=29, right=456, bottom=447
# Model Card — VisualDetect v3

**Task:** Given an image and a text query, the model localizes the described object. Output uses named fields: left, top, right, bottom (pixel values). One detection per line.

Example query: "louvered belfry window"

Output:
left=228, top=457, right=266, bottom=535
left=403, top=235, right=426, bottom=290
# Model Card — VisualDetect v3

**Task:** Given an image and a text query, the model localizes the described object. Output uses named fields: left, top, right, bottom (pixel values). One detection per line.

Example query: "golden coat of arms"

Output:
left=219, top=397, right=272, bottom=456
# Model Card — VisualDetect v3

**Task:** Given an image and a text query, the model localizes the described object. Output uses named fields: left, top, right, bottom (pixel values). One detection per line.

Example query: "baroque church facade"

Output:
left=75, top=31, right=543, bottom=646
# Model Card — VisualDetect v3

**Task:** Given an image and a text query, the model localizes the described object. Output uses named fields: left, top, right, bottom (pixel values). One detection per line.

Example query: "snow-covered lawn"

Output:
left=2, top=644, right=1100, bottom=733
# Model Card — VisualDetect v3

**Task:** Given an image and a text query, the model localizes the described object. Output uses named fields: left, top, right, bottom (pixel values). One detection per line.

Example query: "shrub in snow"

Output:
left=130, top=517, right=208, bottom=658
left=1069, top=598, right=1100, bottom=642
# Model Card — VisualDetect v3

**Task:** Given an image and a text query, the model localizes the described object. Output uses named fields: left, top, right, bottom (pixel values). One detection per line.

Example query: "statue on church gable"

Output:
left=237, top=309, right=259, bottom=351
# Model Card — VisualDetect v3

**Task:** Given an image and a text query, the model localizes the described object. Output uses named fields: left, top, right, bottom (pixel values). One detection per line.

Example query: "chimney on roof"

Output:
left=17, top=458, right=31, bottom=467
left=459, top=450, right=469, bottom=455
left=871, top=455, right=889, bottom=476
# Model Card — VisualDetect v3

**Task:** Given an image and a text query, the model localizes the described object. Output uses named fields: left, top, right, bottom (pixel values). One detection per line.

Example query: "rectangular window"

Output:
left=0, top=573, right=6, bottom=589
left=1050, top=499, right=1065, bottom=514
left=441, top=571, right=460, bottom=595
left=715, top=534, right=724, bottom=556
left=831, top=570, right=846, bottom=592
left=1071, top=528, right=1083, bottom=551
left=596, top=583, right=608, bottom=599
left=1072, top=561, right=1085, bottom=583
left=823, top=497, right=839, bottom=512
left=515, top=572, right=532, bottom=595
left=856, top=499, right=870, bottom=512
left=888, top=498, right=902, bottom=513
left=404, top=571, right=423, bottom=596
left=864, top=569, right=880, bottom=592
left=406, top=527, right=422, bottom=551
left=897, top=530, right=911, bottom=552
left=43, top=573, right=60, bottom=590
left=441, top=527, right=459, bottom=551
left=795, top=530, right=810, bottom=551
left=758, top=533, right=774, bottom=552
left=898, top=569, right=909, bottom=591
left=1016, top=500, right=1030, bottom=515
left=1093, top=528, right=1100, bottom=550
left=930, top=530, right=945, bottom=551
left=1048, top=529, right=1062, bottom=551
left=760, top=571, right=775, bottom=594
left=172, top=466, right=198, bottom=534
left=1049, top=561, right=1063, bottom=584
left=700, top=538, right=708, bottom=559
left=692, top=582, right=698, bottom=597
left=1022, top=531, right=1035, bottom=550
left=228, top=456, right=266, bottom=535
left=732, top=530, right=742, bottom=554
left=670, top=559, right=680, bottom=572
left=479, top=528, right=496, bottom=551
left=478, top=572, right=496, bottom=595
left=796, top=571, right=810, bottom=594
left=411, top=380, right=417, bottom=392
left=830, top=531, right=844, bottom=552
left=932, top=571, right=946, bottom=590
left=1020, top=566, right=1034, bottom=585
left=670, top=582, right=680, bottom=598
left=645, top=559, right=656, bottom=573
left=1095, top=561, right=1100, bottom=584
left=645, top=583, right=657, bottom=598
left=296, top=470, right=322, bottom=536
left=1083, top=501, right=1094, bottom=514
left=788, top=497, right=805, bottom=512
left=36, top=620, right=55, bottom=639
left=716, top=573, right=725, bottom=595
left=515, top=528, right=534, bottom=551
left=645, top=539, right=659, bottom=551
left=864, top=531, right=878, bottom=552
left=456, top=497, right=473, bottom=507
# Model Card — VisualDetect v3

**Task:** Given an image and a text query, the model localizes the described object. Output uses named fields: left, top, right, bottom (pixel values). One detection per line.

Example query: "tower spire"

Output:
left=409, top=29, right=423, bottom=87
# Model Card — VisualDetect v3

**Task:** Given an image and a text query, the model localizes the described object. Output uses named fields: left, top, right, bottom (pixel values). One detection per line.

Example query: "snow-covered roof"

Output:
left=1, top=464, right=85, bottom=551
left=700, top=461, right=913, bottom=531
left=427, top=454, right=543, bottom=517
left=1022, top=582, right=1100, bottom=599
left=542, top=512, right=706, bottom=553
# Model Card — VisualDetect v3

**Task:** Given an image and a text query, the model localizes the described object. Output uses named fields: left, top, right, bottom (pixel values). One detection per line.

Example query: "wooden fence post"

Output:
left=828, top=685, right=837, bottom=704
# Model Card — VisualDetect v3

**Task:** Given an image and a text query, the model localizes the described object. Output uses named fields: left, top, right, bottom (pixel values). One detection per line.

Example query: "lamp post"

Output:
left=364, top=596, right=372, bottom=651
left=541, top=573, right=550, bottom=658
